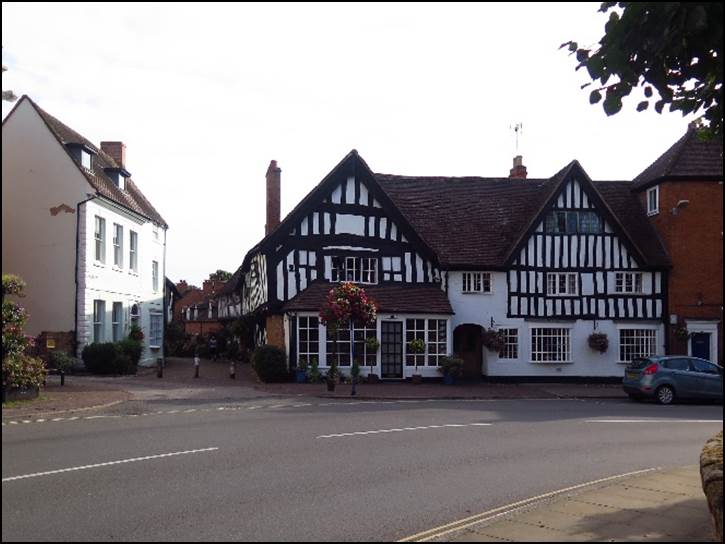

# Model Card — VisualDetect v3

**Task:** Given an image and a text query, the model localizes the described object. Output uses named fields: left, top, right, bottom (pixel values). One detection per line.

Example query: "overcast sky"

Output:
left=2, top=2, right=697, bottom=286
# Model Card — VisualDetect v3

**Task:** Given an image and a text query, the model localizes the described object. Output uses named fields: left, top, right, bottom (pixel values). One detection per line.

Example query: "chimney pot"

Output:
left=509, top=155, right=528, bottom=179
left=100, top=141, right=126, bottom=168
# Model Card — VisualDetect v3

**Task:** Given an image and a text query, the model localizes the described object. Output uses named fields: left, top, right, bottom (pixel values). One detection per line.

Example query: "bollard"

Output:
left=194, top=354, right=200, bottom=378
left=60, top=370, right=65, bottom=386
left=157, top=357, right=163, bottom=378
left=229, top=361, right=236, bottom=380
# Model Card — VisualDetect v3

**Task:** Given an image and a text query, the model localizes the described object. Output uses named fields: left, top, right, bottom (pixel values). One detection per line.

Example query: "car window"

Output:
left=629, top=357, right=654, bottom=369
left=661, top=359, right=690, bottom=371
left=690, top=359, right=719, bottom=374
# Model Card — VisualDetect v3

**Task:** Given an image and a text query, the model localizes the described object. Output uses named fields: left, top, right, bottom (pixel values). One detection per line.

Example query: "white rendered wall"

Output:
left=2, top=100, right=91, bottom=335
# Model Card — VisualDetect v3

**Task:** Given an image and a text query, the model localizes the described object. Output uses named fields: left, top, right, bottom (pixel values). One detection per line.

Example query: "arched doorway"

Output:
left=453, top=324, right=484, bottom=379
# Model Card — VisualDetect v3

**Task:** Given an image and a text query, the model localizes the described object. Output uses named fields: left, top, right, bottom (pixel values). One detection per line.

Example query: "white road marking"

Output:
left=398, top=467, right=660, bottom=542
left=587, top=419, right=723, bottom=423
left=2, top=447, right=220, bottom=483
left=316, top=423, right=492, bottom=439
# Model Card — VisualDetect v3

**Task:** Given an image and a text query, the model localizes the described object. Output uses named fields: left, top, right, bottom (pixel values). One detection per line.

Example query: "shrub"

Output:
left=82, top=342, right=138, bottom=375
left=309, top=358, right=321, bottom=383
left=165, top=321, right=187, bottom=356
left=48, top=351, right=76, bottom=372
left=252, top=345, right=289, bottom=382
left=2, top=354, right=46, bottom=389
left=128, top=324, right=145, bottom=342
left=437, top=356, right=464, bottom=378
left=118, top=339, right=143, bottom=367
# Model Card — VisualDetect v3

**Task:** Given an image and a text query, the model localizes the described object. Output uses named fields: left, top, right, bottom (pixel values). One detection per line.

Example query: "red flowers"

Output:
left=319, top=282, right=378, bottom=328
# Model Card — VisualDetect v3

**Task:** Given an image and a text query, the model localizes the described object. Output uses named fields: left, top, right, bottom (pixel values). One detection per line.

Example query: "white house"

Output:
left=222, top=152, right=671, bottom=379
left=2, top=96, right=168, bottom=366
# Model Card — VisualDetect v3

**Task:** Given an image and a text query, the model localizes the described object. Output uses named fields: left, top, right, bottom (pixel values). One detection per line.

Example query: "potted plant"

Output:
left=365, top=336, right=380, bottom=383
left=408, top=338, right=426, bottom=384
left=296, top=358, right=308, bottom=383
left=438, top=356, right=464, bottom=385
left=587, top=332, right=609, bottom=353
left=326, top=365, right=338, bottom=391
left=309, top=357, right=321, bottom=383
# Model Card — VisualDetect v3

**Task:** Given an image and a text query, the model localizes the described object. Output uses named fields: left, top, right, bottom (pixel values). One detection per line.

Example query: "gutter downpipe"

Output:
left=75, top=195, right=98, bottom=357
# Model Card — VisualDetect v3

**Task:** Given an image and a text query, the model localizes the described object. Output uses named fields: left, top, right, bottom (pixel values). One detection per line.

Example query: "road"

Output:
left=2, top=397, right=722, bottom=541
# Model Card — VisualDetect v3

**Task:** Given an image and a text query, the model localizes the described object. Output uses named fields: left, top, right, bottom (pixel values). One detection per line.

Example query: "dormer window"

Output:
left=104, top=167, right=131, bottom=191
left=114, top=172, right=125, bottom=191
left=81, top=149, right=93, bottom=169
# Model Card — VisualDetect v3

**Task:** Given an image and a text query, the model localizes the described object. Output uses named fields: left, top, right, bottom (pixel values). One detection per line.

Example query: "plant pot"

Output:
left=443, top=374, right=456, bottom=385
left=366, top=373, right=380, bottom=384
left=2, top=385, right=40, bottom=403
left=326, top=378, right=336, bottom=392
left=295, top=369, right=307, bottom=383
left=412, top=374, right=423, bottom=385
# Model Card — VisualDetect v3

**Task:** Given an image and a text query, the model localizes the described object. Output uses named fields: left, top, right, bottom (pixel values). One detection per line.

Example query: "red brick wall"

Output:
left=641, top=180, right=723, bottom=360
left=183, top=321, right=224, bottom=336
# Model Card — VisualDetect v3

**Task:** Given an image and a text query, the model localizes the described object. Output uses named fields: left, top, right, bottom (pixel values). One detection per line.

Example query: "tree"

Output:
left=562, top=2, right=723, bottom=138
left=209, top=269, right=232, bottom=282
left=2, top=47, right=18, bottom=103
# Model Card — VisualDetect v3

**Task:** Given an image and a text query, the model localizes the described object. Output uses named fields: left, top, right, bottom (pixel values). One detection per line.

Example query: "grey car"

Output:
left=623, top=355, right=723, bottom=404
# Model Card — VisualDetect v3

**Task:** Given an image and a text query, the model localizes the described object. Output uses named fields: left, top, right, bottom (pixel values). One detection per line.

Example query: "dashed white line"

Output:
left=587, top=419, right=723, bottom=423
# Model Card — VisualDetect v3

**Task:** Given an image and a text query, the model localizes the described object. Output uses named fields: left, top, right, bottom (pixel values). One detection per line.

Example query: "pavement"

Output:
left=2, top=357, right=719, bottom=542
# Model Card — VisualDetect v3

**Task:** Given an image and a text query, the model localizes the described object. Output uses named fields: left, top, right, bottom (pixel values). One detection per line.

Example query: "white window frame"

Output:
left=149, top=312, right=163, bottom=348
left=617, top=327, right=657, bottom=364
left=129, top=230, right=138, bottom=273
left=112, top=302, right=124, bottom=342
left=94, top=216, right=106, bottom=264
left=462, top=272, right=493, bottom=294
left=546, top=272, right=578, bottom=296
left=615, top=272, right=643, bottom=294
left=499, top=328, right=519, bottom=359
left=647, top=185, right=659, bottom=216
left=332, top=256, right=378, bottom=284
left=297, top=316, right=320, bottom=366
left=361, top=258, right=378, bottom=284
left=530, top=327, right=572, bottom=363
left=81, top=149, right=92, bottom=170
left=426, top=319, right=448, bottom=366
left=113, top=223, right=123, bottom=268
left=93, top=300, right=105, bottom=342
left=152, top=261, right=159, bottom=293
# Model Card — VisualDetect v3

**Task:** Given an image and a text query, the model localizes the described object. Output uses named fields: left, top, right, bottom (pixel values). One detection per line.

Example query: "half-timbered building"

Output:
left=225, top=150, right=671, bottom=379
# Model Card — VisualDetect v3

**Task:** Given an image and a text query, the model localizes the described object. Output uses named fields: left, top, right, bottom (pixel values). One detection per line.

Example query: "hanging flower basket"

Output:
left=588, top=332, right=609, bottom=353
left=674, top=325, right=690, bottom=341
left=481, top=328, right=506, bottom=352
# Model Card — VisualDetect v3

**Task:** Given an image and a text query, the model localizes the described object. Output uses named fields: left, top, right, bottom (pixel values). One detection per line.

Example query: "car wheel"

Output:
left=656, top=385, right=675, bottom=405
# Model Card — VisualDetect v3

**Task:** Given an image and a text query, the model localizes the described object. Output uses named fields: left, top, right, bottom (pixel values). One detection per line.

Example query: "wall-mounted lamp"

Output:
left=671, top=199, right=690, bottom=215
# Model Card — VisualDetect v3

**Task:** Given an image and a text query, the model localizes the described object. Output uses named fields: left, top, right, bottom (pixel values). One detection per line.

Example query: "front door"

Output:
left=691, top=333, right=711, bottom=361
left=381, top=321, right=403, bottom=379
left=454, top=324, right=484, bottom=378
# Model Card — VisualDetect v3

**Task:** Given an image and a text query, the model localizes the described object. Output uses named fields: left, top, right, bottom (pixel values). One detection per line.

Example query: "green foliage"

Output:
left=2, top=354, right=46, bottom=389
left=437, top=356, right=464, bottom=378
left=48, top=351, right=76, bottom=371
left=309, top=358, right=321, bottom=383
left=251, top=345, right=289, bottom=383
left=365, top=336, right=380, bottom=353
left=407, top=338, right=426, bottom=354
left=2, top=274, right=45, bottom=389
left=563, top=2, right=723, bottom=138
left=118, top=339, right=143, bottom=366
left=128, top=324, right=145, bottom=342
left=165, top=321, right=187, bottom=356
left=81, top=342, right=137, bottom=375
left=209, top=269, right=233, bottom=281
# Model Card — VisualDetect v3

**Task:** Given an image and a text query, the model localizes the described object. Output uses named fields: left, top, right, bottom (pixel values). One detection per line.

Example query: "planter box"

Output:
left=2, top=385, right=40, bottom=403
left=366, top=373, right=380, bottom=384
left=443, top=374, right=457, bottom=385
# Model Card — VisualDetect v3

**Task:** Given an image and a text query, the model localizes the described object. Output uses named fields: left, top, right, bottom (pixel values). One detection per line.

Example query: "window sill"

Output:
left=529, top=361, right=574, bottom=364
left=647, top=210, right=659, bottom=217
left=461, top=291, right=494, bottom=295
left=93, top=261, right=106, bottom=268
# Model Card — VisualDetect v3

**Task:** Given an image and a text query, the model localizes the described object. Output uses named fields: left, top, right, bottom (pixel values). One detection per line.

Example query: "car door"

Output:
left=660, top=358, right=696, bottom=397
left=688, top=358, right=723, bottom=399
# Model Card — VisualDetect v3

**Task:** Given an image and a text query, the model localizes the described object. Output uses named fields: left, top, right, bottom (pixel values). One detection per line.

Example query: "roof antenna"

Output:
left=510, top=122, right=523, bottom=153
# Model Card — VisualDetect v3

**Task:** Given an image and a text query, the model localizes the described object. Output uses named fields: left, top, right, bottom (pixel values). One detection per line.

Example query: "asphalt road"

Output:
left=2, top=398, right=722, bottom=541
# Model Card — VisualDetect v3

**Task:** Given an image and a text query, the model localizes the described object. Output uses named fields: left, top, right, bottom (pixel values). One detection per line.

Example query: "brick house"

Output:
left=177, top=279, right=227, bottom=336
left=633, top=123, right=723, bottom=364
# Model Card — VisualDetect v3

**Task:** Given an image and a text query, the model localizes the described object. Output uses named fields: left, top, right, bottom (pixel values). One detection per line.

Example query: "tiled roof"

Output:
left=25, top=96, right=168, bottom=227
left=282, top=281, right=454, bottom=315
left=217, top=267, right=243, bottom=297
left=633, top=126, right=723, bottom=189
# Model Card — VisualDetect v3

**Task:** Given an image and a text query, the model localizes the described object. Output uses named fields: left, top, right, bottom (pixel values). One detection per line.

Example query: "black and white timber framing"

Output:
left=506, top=174, right=665, bottom=321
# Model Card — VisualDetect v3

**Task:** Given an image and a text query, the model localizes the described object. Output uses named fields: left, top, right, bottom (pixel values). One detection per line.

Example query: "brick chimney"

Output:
left=100, top=141, right=126, bottom=168
left=509, top=155, right=527, bottom=179
left=266, top=160, right=281, bottom=235
left=176, top=280, right=189, bottom=294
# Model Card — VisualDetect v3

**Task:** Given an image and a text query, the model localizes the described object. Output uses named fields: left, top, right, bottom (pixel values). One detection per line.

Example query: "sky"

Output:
left=2, top=2, right=698, bottom=286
